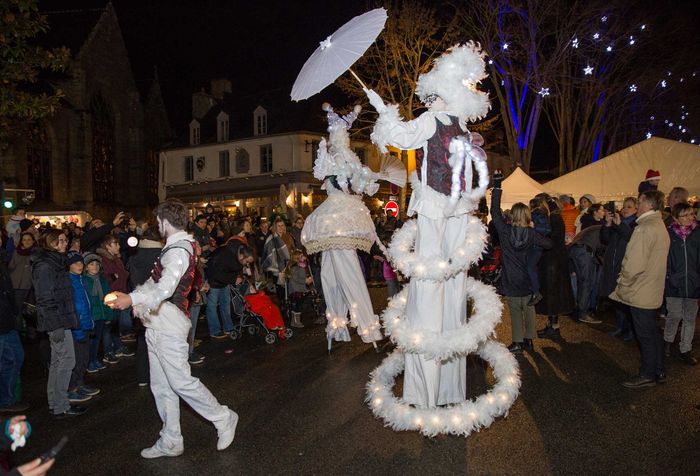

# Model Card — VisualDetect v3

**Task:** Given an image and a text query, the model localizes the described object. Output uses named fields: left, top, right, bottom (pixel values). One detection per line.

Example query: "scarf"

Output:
left=671, top=219, right=698, bottom=241
left=84, top=272, right=105, bottom=301
left=15, top=244, right=35, bottom=256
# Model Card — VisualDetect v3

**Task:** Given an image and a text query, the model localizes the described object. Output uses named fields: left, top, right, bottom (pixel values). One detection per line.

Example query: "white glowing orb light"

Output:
left=641, top=24, right=646, bottom=30
left=127, top=236, right=139, bottom=248
left=646, top=132, right=652, bottom=140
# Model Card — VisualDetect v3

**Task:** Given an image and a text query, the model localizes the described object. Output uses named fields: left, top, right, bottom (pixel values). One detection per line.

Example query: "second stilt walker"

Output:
left=302, top=103, right=405, bottom=352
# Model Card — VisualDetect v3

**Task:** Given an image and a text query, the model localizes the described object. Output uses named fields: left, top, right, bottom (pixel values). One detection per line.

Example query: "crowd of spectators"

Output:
left=489, top=169, right=700, bottom=388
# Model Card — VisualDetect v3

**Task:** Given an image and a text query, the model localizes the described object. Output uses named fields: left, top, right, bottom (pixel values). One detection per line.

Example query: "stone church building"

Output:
left=0, top=3, right=172, bottom=219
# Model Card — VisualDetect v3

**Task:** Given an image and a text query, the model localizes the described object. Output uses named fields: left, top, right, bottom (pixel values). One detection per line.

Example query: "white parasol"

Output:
left=290, top=7, right=387, bottom=101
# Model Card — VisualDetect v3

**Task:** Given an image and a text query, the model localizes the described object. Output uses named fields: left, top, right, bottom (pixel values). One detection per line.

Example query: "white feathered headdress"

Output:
left=415, top=42, right=491, bottom=127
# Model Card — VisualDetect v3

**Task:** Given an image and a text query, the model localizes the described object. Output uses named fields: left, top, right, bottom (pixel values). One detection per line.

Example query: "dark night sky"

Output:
left=43, top=0, right=370, bottom=126
left=42, top=0, right=700, bottom=170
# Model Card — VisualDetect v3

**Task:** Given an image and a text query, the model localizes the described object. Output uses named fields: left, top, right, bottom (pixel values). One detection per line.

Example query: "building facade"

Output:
left=160, top=80, right=383, bottom=218
left=0, top=3, right=172, bottom=221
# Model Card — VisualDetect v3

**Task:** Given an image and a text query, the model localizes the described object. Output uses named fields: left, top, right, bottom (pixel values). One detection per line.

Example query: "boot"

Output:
left=291, top=311, right=304, bottom=328
left=664, top=341, right=672, bottom=357
left=523, top=338, right=534, bottom=351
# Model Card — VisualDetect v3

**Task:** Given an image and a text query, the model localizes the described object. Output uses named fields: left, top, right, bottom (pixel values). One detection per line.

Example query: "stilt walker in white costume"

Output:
left=301, top=103, right=405, bottom=352
left=109, top=199, right=238, bottom=457
left=364, top=44, right=521, bottom=437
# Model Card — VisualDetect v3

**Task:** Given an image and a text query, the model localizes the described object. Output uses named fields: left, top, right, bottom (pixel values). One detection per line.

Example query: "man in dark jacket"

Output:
left=254, top=219, right=270, bottom=261
left=0, top=251, right=29, bottom=413
left=80, top=211, right=125, bottom=253
left=600, top=197, right=637, bottom=339
left=203, top=241, right=254, bottom=338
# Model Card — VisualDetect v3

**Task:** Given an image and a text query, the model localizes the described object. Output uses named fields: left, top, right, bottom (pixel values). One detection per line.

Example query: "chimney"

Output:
left=192, top=88, right=215, bottom=120
left=210, top=78, right=232, bottom=100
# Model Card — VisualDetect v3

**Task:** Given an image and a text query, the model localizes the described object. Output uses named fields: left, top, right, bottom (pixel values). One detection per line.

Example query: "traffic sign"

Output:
left=384, top=200, right=399, bottom=217
left=389, top=183, right=399, bottom=195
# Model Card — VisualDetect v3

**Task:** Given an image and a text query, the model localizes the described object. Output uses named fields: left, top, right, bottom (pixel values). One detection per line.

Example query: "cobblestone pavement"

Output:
left=9, top=285, right=700, bottom=475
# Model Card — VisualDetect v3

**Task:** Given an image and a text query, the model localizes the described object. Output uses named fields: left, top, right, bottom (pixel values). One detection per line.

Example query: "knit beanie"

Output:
left=67, top=251, right=84, bottom=266
left=83, top=252, right=102, bottom=267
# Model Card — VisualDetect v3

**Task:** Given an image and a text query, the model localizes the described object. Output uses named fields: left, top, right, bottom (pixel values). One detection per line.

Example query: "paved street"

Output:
left=10, top=286, right=700, bottom=475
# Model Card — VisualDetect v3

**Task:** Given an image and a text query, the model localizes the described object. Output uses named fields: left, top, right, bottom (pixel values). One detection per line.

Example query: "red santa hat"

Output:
left=645, top=169, right=661, bottom=181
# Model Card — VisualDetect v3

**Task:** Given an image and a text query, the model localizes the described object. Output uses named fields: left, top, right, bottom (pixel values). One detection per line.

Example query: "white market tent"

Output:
left=487, top=166, right=558, bottom=211
left=546, top=137, right=700, bottom=203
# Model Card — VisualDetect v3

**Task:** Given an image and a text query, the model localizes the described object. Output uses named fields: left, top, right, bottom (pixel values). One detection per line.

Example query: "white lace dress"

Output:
left=302, top=182, right=382, bottom=344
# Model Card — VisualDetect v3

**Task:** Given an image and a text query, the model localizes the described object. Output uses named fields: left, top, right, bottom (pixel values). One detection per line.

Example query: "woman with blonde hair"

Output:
left=490, top=172, right=552, bottom=353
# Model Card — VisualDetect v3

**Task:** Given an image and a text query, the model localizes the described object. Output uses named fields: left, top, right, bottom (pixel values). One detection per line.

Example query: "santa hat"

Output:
left=645, top=169, right=661, bottom=181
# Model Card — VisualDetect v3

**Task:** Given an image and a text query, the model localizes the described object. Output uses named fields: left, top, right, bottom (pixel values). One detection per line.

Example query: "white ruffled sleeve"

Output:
left=370, top=105, right=437, bottom=153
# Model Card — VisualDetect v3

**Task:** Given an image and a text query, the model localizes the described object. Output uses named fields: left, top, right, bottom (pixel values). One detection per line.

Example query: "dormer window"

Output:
left=217, top=111, right=229, bottom=142
left=189, top=119, right=200, bottom=145
left=254, top=106, right=267, bottom=136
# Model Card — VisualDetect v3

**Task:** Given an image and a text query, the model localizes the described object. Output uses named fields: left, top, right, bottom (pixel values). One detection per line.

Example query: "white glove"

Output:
left=364, top=88, right=387, bottom=113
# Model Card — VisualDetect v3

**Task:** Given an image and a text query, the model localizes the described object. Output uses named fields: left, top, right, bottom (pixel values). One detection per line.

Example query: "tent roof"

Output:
left=546, top=137, right=700, bottom=202
left=488, top=166, right=557, bottom=211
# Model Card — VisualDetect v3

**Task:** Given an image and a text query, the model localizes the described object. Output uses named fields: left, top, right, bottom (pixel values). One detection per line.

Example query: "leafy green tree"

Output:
left=0, top=0, right=69, bottom=146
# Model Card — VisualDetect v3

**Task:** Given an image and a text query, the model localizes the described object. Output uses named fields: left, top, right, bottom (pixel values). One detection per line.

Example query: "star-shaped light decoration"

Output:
left=646, top=132, right=652, bottom=140
left=629, top=84, right=637, bottom=92
left=584, top=65, right=594, bottom=75
left=661, top=80, right=667, bottom=88
left=606, top=45, right=613, bottom=52
left=629, top=36, right=635, bottom=45
left=502, top=42, right=509, bottom=50
left=593, top=32, right=600, bottom=40
left=572, top=37, right=579, bottom=48
left=538, top=87, right=550, bottom=97
left=601, top=16, right=608, bottom=22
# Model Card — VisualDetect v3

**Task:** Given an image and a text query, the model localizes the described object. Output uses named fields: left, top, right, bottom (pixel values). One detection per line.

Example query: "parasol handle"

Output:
left=348, top=68, right=368, bottom=91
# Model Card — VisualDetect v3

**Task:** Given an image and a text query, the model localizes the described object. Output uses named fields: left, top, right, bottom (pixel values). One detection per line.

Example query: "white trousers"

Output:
left=145, top=328, right=231, bottom=445
left=403, top=214, right=468, bottom=407
left=321, top=249, right=382, bottom=343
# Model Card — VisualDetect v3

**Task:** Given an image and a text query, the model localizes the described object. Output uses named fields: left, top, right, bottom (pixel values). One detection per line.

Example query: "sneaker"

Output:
left=579, top=314, right=602, bottom=324
left=621, top=375, right=657, bottom=389
left=0, top=402, right=30, bottom=413
left=664, top=341, right=672, bottom=357
left=522, top=338, right=534, bottom=351
left=527, top=292, right=543, bottom=306
left=54, top=405, right=87, bottom=419
left=679, top=352, right=698, bottom=366
left=216, top=410, right=239, bottom=451
left=211, top=332, right=227, bottom=340
left=507, top=342, right=523, bottom=354
left=120, top=333, right=137, bottom=343
left=141, top=439, right=184, bottom=459
left=115, top=347, right=135, bottom=357
left=537, top=326, right=561, bottom=340
left=79, top=385, right=100, bottom=396
left=656, top=372, right=668, bottom=384
left=68, top=391, right=92, bottom=403
left=103, top=353, right=119, bottom=365
left=87, top=361, right=101, bottom=373
left=188, top=352, right=205, bottom=365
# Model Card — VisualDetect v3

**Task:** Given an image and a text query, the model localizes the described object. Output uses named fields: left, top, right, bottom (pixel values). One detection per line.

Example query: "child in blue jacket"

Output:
left=66, top=252, right=100, bottom=402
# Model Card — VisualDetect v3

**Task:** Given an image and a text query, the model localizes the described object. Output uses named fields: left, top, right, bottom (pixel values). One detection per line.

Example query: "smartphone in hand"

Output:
left=40, top=436, right=68, bottom=464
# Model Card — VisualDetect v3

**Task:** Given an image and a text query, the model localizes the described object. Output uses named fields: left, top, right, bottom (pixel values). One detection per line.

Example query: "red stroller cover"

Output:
left=244, top=291, right=285, bottom=330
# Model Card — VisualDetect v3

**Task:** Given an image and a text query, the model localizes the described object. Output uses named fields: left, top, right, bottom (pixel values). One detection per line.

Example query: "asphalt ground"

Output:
left=7, top=285, right=700, bottom=475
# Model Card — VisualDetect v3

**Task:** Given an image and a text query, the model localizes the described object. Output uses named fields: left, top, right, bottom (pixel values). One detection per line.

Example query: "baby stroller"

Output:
left=229, top=284, right=293, bottom=344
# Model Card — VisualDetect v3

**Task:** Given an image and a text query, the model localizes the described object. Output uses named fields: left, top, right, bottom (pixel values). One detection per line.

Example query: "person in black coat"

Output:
left=536, top=197, right=575, bottom=339
left=126, top=227, right=163, bottom=386
left=80, top=211, right=124, bottom=253
left=31, top=229, right=84, bottom=418
left=662, top=203, right=700, bottom=365
left=599, top=197, right=637, bottom=340
left=490, top=172, right=552, bottom=353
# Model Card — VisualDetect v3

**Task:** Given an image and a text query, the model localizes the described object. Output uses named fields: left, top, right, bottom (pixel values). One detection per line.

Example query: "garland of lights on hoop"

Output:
left=366, top=137, right=521, bottom=438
